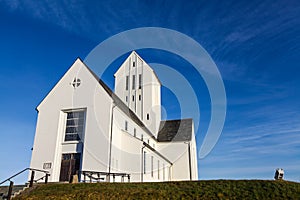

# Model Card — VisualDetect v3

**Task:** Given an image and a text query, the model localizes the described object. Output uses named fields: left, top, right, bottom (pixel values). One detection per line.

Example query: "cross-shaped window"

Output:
left=72, top=78, right=81, bottom=88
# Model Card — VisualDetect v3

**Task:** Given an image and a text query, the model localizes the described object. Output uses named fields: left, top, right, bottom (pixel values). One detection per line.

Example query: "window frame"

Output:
left=143, top=151, right=146, bottom=174
left=138, top=74, right=142, bottom=89
left=64, top=110, right=85, bottom=142
left=151, top=156, right=154, bottom=177
left=125, top=75, right=129, bottom=90
left=132, top=75, right=136, bottom=90
left=125, top=121, right=128, bottom=131
left=158, top=160, right=160, bottom=179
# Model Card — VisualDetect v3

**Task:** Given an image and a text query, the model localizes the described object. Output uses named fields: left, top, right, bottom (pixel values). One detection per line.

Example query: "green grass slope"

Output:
left=15, top=180, right=300, bottom=200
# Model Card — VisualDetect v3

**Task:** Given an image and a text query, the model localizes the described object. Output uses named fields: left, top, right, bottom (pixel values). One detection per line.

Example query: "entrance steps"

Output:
left=0, top=184, right=28, bottom=199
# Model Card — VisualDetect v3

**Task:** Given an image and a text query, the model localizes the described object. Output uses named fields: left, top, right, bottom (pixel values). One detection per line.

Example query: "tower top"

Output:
left=114, top=51, right=161, bottom=137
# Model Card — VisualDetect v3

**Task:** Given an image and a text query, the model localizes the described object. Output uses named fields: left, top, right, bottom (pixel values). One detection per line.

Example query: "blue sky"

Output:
left=0, top=0, right=299, bottom=183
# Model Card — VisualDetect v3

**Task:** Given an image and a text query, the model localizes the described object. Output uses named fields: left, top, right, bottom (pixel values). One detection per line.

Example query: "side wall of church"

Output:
left=111, top=107, right=172, bottom=182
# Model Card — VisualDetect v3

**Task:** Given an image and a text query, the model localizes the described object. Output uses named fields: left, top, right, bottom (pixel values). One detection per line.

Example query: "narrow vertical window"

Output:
left=133, top=61, right=135, bottom=67
left=141, top=134, right=143, bottom=141
left=65, top=110, right=85, bottom=141
left=147, top=113, right=149, bottom=120
left=139, top=94, right=141, bottom=101
left=134, top=128, right=136, bottom=137
left=139, top=74, right=142, bottom=89
left=125, top=96, right=128, bottom=102
left=163, top=164, right=165, bottom=181
left=132, top=95, right=135, bottom=102
left=151, top=156, right=154, bottom=177
left=158, top=160, right=160, bottom=179
left=143, top=151, right=146, bottom=174
left=125, top=121, right=128, bottom=131
left=125, top=76, right=129, bottom=90
left=147, top=139, right=150, bottom=144
left=132, top=75, right=135, bottom=89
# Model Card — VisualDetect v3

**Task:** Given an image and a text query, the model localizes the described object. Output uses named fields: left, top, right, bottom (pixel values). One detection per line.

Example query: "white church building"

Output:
left=29, top=51, right=198, bottom=183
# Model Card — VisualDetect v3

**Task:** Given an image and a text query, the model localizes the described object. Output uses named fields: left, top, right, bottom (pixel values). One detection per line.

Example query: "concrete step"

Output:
left=0, top=184, right=27, bottom=199
left=12, top=185, right=29, bottom=198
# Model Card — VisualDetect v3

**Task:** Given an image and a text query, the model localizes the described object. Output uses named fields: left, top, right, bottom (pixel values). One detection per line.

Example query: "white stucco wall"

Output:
left=157, top=140, right=198, bottom=181
left=30, top=53, right=197, bottom=183
left=114, top=51, right=161, bottom=137
left=30, top=58, right=113, bottom=182
left=111, top=107, right=171, bottom=182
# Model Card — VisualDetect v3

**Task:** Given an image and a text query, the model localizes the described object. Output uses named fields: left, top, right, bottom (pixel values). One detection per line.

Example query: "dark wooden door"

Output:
left=59, top=153, right=81, bottom=182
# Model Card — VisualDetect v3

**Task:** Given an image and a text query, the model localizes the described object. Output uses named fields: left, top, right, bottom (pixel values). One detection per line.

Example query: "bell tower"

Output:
left=114, top=51, right=161, bottom=137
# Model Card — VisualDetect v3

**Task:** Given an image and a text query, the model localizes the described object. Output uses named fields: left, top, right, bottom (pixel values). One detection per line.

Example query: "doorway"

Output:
left=59, top=153, right=81, bottom=182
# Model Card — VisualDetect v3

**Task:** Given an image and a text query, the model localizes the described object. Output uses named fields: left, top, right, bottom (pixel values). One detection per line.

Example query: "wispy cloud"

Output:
left=1, top=0, right=299, bottom=182
left=201, top=100, right=300, bottom=180
left=1, top=1, right=101, bottom=40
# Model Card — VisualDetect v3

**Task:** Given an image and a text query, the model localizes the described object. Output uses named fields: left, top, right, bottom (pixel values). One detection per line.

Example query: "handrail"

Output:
left=34, top=175, right=48, bottom=183
left=79, top=170, right=130, bottom=183
left=29, top=168, right=49, bottom=174
left=0, top=168, right=28, bottom=185
left=0, top=168, right=49, bottom=185
left=79, top=170, right=129, bottom=176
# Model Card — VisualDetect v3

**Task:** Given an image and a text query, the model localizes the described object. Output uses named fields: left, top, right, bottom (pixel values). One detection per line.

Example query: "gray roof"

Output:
left=157, top=119, right=193, bottom=142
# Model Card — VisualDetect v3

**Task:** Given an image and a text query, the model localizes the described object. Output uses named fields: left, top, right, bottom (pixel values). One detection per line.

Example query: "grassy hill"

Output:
left=15, top=180, right=300, bottom=200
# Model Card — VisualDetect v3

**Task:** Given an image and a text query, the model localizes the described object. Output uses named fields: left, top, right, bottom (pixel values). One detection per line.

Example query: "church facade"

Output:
left=29, top=51, right=198, bottom=182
